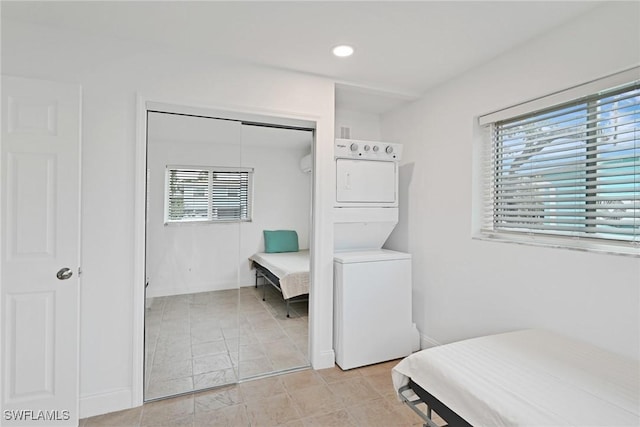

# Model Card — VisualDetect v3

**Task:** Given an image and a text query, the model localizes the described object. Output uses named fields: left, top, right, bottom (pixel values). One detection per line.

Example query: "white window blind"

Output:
left=482, top=80, right=639, bottom=247
left=166, top=166, right=252, bottom=223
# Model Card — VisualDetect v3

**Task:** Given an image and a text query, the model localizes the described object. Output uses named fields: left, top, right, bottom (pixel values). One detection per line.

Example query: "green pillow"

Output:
left=264, top=230, right=299, bottom=253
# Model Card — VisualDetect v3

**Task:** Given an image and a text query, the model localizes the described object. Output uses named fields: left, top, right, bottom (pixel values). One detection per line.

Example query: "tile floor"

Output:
left=81, top=360, right=446, bottom=427
left=145, top=285, right=309, bottom=400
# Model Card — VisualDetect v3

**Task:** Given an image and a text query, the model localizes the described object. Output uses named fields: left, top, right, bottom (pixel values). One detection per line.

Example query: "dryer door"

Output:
left=336, top=159, right=397, bottom=206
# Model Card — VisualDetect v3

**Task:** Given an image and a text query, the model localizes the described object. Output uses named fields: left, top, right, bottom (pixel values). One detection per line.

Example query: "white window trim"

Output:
left=476, top=67, right=640, bottom=257
left=164, top=165, right=254, bottom=225
left=473, top=231, right=640, bottom=258
left=479, top=67, right=640, bottom=125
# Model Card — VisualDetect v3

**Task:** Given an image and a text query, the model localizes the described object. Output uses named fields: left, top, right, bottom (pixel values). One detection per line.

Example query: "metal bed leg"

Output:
left=398, top=385, right=439, bottom=427
left=254, top=266, right=306, bottom=319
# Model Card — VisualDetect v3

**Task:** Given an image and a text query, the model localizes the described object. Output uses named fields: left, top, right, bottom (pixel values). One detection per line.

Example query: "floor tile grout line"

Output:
left=144, top=297, right=164, bottom=389
left=87, top=360, right=422, bottom=427
left=145, top=288, right=310, bottom=400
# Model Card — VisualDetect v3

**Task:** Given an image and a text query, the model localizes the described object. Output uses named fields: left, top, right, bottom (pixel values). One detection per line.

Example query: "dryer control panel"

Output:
left=335, top=138, right=403, bottom=161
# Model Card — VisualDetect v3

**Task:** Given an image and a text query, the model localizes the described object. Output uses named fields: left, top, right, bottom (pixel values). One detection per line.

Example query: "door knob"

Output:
left=56, top=268, right=73, bottom=280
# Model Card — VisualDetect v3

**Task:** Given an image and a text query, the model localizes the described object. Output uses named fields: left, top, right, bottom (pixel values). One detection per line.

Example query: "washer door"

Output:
left=336, top=159, right=396, bottom=205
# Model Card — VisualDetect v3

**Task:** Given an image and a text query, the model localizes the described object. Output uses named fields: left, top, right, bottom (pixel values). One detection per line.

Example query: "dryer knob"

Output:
left=372, top=145, right=379, bottom=152
left=385, top=145, right=394, bottom=154
left=350, top=143, right=359, bottom=152
left=364, top=145, right=370, bottom=151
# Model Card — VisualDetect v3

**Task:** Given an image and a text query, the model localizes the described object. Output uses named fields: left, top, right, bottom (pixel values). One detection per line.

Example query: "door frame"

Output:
left=132, top=95, right=329, bottom=405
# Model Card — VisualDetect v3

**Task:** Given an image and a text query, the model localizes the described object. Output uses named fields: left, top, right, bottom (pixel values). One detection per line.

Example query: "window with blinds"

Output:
left=166, top=166, right=253, bottom=223
left=484, top=80, right=639, bottom=246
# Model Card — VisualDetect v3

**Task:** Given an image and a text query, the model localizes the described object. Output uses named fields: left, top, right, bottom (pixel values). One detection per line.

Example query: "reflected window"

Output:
left=165, top=166, right=253, bottom=223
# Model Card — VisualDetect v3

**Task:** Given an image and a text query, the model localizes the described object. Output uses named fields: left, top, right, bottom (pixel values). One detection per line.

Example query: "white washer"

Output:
left=333, top=249, right=416, bottom=370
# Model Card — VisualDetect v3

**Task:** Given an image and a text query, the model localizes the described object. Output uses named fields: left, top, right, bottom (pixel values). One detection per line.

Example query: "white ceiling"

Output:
left=3, top=1, right=602, bottom=113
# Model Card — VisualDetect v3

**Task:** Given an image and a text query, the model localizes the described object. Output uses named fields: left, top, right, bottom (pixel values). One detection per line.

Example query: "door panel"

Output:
left=1, top=76, right=81, bottom=425
left=7, top=95, right=59, bottom=137
left=7, top=291, right=55, bottom=399
left=7, top=153, right=57, bottom=258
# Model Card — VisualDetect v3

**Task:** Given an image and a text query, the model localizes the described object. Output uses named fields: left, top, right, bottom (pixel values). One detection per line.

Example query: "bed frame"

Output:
left=253, top=262, right=307, bottom=318
left=394, top=329, right=640, bottom=427
left=398, top=380, right=472, bottom=427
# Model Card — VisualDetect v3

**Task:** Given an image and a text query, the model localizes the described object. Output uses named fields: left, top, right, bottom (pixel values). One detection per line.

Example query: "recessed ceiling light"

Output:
left=332, top=45, right=354, bottom=58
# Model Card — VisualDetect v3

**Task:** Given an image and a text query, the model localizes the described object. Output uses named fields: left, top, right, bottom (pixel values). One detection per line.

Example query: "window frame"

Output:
left=164, top=165, right=254, bottom=225
left=477, top=68, right=639, bottom=256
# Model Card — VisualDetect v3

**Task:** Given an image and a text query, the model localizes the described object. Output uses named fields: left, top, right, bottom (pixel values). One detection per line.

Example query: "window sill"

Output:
left=164, top=219, right=252, bottom=226
left=473, top=232, right=640, bottom=258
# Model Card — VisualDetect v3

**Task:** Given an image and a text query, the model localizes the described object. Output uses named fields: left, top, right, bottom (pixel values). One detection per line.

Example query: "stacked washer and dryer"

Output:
left=333, top=138, right=419, bottom=370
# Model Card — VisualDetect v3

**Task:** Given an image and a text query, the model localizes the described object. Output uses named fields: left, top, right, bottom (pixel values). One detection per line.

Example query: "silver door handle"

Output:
left=56, top=268, right=73, bottom=280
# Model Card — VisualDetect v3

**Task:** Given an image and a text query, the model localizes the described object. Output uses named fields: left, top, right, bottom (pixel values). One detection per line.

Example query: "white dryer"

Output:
left=334, top=138, right=401, bottom=209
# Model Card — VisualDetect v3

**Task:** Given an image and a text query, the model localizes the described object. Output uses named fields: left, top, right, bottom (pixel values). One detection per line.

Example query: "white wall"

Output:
left=335, top=108, right=381, bottom=141
left=1, top=20, right=335, bottom=417
left=146, top=116, right=311, bottom=298
left=382, top=2, right=640, bottom=358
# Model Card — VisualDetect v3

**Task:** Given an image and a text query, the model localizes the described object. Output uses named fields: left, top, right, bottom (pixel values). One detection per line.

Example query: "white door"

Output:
left=1, top=76, right=81, bottom=426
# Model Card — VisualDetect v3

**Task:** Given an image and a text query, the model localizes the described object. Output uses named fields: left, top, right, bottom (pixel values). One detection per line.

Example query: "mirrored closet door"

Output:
left=144, top=112, right=242, bottom=400
left=143, top=110, right=313, bottom=400
left=237, top=125, right=313, bottom=380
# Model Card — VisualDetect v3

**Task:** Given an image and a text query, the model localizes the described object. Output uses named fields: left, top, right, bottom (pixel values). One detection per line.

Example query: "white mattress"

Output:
left=249, top=250, right=310, bottom=299
left=392, top=329, right=640, bottom=427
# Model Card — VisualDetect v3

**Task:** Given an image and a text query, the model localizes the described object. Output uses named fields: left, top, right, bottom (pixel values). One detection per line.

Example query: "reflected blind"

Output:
left=166, top=166, right=252, bottom=222
left=484, top=82, right=639, bottom=244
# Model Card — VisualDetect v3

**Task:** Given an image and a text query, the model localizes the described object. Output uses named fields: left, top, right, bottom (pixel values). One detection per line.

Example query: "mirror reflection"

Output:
left=237, top=124, right=312, bottom=380
left=144, top=111, right=312, bottom=401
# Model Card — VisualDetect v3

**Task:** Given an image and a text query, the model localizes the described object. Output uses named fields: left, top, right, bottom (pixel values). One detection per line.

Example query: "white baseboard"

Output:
left=420, top=334, right=442, bottom=350
left=79, top=387, right=135, bottom=419
left=311, top=349, right=335, bottom=370
left=145, top=282, right=238, bottom=298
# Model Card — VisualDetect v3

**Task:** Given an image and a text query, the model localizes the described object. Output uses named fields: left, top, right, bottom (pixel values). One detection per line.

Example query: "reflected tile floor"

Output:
left=145, top=286, right=309, bottom=400
left=81, top=360, right=446, bottom=427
